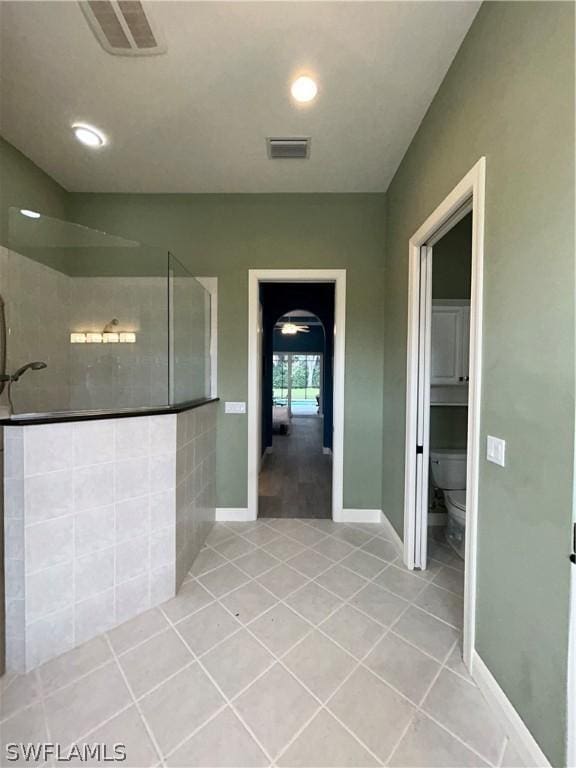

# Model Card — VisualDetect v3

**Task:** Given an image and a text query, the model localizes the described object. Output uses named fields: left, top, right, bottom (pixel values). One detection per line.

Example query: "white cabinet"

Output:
left=431, top=300, right=470, bottom=387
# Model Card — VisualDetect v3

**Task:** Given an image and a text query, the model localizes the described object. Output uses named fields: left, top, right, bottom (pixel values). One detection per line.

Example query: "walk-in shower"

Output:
left=0, top=207, right=212, bottom=418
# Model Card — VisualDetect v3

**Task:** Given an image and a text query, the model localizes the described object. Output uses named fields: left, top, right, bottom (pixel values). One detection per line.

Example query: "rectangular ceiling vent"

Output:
left=267, top=138, right=310, bottom=160
left=80, top=1, right=166, bottom=56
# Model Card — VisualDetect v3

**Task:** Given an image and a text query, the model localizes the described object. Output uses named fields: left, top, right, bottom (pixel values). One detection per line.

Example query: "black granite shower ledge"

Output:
left=0, top=397, right=219, bottom=426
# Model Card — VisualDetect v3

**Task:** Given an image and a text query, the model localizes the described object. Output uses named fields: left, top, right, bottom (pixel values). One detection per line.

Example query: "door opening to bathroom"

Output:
left=404, top=158, right=485, bottom=668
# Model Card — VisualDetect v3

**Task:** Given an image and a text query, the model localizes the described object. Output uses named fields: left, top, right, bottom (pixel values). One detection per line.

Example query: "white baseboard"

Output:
left=322, top=447, right=332, bottom=455
left=471, top=651, right=550, bottom=767
left=380, top=512, right=405, bottom=559
left=215, top=508, right=254, bottom=522
left=336, top=508, right=382, bottom=523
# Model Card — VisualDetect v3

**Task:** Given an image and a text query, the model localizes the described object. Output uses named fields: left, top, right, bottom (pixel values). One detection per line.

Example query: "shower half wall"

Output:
left=1, top=209, right=218, bottom=673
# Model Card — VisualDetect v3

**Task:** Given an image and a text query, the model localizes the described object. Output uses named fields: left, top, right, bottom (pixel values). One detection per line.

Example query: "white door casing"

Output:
left=247, top=269, right=346, bottom=521
left=403, top=157, right=486, bottom=670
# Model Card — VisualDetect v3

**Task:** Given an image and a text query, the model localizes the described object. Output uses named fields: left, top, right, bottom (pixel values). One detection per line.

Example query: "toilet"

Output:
left=429, top=448, right=467, bottom=558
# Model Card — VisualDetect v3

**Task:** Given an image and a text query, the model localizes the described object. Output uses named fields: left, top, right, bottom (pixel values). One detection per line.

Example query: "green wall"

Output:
left=0, top=137, right=69, bottom=237
left=0, top=137, right=70, bottom=271
left=0, top=137, right=387, bottom=511
left=67, top=194, right=386, bottom=511
left=382, top=3, right=574, bottom=764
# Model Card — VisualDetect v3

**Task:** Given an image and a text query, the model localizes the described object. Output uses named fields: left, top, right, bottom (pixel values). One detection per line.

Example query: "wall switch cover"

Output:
left=225, top=401, right=246, bottom=414
left=487, top=435, right=506, bottom=467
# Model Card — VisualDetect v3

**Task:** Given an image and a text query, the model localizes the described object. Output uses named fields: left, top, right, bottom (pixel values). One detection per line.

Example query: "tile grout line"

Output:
left=203, top=537, right=462, bottom=636
left=211, top=524, right=490, bottom=766
left=160, top=604, right=277, bottom=767
left=193, top=564, right=389, bottom=767
left=378, top=638, right=460, bottom=765
left=103, top=632, right=168, bottom=768
left=8, top=521, right=486, bottom=768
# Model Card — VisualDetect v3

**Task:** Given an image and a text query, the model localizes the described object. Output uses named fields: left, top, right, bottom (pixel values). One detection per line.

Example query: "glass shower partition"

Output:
left=169, top=254, right=211, bottom=405
left=1, top=207, right=211, bottom=417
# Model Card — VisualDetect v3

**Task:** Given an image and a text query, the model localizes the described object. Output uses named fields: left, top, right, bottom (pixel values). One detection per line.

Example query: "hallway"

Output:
left=258, top=416, right=332, bottom=519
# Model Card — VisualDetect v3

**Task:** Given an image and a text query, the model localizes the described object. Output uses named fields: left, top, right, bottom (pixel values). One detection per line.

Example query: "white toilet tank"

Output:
left=430, top=448, right=467, bottom=490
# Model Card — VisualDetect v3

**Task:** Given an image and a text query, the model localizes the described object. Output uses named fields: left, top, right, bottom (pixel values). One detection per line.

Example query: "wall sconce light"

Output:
left=70, top=319, right=137, bottom=344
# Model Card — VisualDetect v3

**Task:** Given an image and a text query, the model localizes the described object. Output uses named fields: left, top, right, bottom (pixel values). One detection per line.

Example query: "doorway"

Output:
left=404, top=159, right=485, bottom=669
left=247, top=270, right=346, bottom=521
left=260, top=311, right=330, bottom=518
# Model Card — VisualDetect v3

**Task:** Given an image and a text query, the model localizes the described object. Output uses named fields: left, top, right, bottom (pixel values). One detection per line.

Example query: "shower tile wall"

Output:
left=0, top=246, right=71, bottom=413
left=3, top=415, right=177, bottom=672
left=0, top=247, right=169, bottom=414
left=3, top=405, right=216, bottom=673
left=68, top=277, right=169, bottom=411
left=175, top=402, right=217, bottom=587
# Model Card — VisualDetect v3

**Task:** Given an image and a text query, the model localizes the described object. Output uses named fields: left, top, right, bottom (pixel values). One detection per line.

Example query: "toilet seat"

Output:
left=446, top=489, right=466, bottom=510
left=445, top=490, right=466, bottom=525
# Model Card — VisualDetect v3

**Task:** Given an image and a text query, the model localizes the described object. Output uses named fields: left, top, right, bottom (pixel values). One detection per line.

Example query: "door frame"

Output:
left=403, top=158, right=486, bottom=669
left=247, top=269, right=346, bottom=521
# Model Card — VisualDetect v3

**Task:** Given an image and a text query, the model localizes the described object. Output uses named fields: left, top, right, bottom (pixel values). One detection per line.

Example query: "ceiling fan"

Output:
left=281, top=322, right=310, bottom=335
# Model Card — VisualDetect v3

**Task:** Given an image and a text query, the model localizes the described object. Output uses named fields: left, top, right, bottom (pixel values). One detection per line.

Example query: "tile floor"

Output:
left=0, top=519, right=522, bottom=767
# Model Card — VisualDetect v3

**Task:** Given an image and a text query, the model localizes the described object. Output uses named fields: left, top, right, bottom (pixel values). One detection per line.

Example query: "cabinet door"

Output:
left=431, top=307, right=462, bottom=385
left=460, top=306, right=470, bottom=381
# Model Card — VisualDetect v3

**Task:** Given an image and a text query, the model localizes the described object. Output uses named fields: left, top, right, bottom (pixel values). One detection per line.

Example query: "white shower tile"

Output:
left=5, top=518, right=24, bottom=561
left=27, top=563, right=74, bottom=623
left=75, top=547, right=115, bottom=601
left=116, top=536, right=150, bottom=584
left=25, top=470, right=73, bottom=523
left=150, top=489, right=175, bottom=531
left=73, top=463, right=115, bottom=511
left=150, top=453, right=176, bottom=493
left=73, top=421, right=115, bottom=467
left=116, top=575, right=151, bottom=624
left=114, top=457, right=150, bottom=501
left=27, top=607, right=74, bottom=670
left=151, top=527, right=175, bottom=570
left=115, top=496, right=150, bottom=542
left=75, top=505, right=115, bottom=557
left=25, top=516, right=73, bottom=572
left=115, top=417, right=150, bottom=459
left=24, top=423, right=74, bottom=476
left=5, top=477, right=24, bottom=518
left=150, top=415, right=176, bottom=455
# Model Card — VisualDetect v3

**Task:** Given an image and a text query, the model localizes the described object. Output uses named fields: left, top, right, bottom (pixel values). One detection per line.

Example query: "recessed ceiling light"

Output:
left=72, top=123, right=106, bottom=148
left=291, top=76, right=318, bottom=104
left=20, top=209, right=41, bottom=219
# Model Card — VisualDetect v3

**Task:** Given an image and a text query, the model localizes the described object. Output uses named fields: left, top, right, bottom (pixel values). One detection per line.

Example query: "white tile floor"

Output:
left=0, top=519, right=522, bottom=767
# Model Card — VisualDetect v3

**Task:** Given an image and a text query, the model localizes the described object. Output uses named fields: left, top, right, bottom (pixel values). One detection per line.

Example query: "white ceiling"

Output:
left=0, top=1, right=480, bottom=193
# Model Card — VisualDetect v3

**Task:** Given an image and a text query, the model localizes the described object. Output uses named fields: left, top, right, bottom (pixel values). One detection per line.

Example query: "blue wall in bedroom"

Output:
left=260, top=283, right=334, bottom=451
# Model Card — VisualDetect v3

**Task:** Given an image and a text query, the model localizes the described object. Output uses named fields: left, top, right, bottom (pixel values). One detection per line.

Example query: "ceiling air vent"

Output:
left=80, top=1, right=166, bottom=56
left=267, top=138, right=310, bottom=160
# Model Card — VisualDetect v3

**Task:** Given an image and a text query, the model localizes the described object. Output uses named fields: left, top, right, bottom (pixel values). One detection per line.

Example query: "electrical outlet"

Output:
left=487, top=435, right=506, bottom=467
left=225, top=401, right=246, bottom=414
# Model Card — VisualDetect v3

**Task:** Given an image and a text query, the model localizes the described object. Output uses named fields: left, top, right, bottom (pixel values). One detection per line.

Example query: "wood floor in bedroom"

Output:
left=258, top=416, right=332, bottom=519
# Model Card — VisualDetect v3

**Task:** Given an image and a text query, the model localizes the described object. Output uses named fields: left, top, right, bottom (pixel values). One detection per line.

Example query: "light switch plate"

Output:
left=225, top=401, right=246, bottom=414
left=487, top=435, right=506, bottom=467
